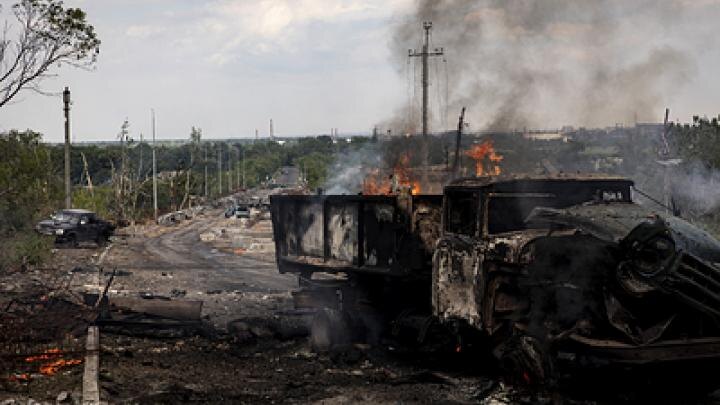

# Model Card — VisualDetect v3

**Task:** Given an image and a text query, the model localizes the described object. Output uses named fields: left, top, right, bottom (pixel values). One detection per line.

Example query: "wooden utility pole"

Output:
left=138, top=132, right=144, bottom=180
left=228, top=143, right=233, bottom=193
left=451, top=107, right=466, bottom=180
left=661, top=107, right=676, bottom=215
left=236, top=145, right=241, bottom=190
left=63, top=87, right=72, bottom=209
left=152, top=110, right=158, bottom=222
left=204, top=142, right=208, bottom=197
left=409, top=21, right=444, bottom=186
left=242, top=147, right=246, bottom=189
left=217, top=143, right=222, bottom=196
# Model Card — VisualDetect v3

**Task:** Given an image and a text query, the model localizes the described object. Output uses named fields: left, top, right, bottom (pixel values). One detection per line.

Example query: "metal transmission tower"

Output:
left=409, top=21, right=444, bottom=185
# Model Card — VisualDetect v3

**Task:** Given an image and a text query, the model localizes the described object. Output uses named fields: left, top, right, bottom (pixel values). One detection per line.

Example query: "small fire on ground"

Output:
left=23, top=348, right=82, bottom=376
left=363, top=153, right=421, bottom=195
left=465, top=140, right=503, bottom=176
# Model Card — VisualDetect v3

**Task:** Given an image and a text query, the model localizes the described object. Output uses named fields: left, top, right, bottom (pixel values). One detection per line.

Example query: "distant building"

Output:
left=522, top=130, right=568, bottom=142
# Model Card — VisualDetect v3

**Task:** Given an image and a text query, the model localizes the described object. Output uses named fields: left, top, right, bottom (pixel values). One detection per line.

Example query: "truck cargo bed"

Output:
left=270, top=194, right=442, bottom=278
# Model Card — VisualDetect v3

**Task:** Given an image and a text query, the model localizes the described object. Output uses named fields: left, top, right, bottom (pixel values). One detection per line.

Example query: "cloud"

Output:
left=194, top=0, right=413, bottom=57
left=125, top=25, right=167, bottom=38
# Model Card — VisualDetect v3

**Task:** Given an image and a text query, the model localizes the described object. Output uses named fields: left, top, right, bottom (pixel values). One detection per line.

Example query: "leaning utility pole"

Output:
left=451, top=107, right=466, bottom=180
left=63, top=87, right=72, bottom=209
left=409, top=21, right=444, bottom=185
left=152, top=110, right=158, bottom=222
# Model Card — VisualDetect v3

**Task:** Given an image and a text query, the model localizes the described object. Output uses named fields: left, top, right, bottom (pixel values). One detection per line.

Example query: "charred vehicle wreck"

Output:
left=270, top=175, right=720, bottom=387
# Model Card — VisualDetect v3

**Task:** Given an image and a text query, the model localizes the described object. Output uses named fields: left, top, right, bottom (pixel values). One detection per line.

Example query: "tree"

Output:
left=181, top=127, right=202, bottom=208
left=0, top=130, right=59, bottom=270
left=0, top=0, right=100, bottom=108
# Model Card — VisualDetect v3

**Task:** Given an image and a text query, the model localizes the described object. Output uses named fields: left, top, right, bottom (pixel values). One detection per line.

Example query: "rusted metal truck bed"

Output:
left=270, top=194, right=442, bottom=277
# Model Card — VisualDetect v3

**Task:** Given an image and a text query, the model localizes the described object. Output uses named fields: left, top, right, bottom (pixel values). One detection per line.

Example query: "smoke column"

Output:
left=390, top=0, right=699, bottom=131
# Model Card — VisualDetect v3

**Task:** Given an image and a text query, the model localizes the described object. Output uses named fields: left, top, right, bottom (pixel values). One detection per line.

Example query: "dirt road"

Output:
left=87, top=211, right=508, bottom=404
left=112, top=214, right=294, bottom=292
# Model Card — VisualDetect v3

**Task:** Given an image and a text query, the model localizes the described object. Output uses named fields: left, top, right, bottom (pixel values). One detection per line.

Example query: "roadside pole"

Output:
left=63, top=87, right=72, bottom=209
left=152, top=110, right=158, bottom=223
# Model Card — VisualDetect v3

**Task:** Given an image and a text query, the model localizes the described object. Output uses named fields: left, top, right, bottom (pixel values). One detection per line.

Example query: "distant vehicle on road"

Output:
left=225, top=204, right=251, bottom=218
left=36, top=209, right=115, bottom=247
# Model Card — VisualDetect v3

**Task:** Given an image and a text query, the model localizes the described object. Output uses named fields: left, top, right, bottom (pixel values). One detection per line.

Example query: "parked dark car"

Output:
left=36, top=209, right=115, bottom=247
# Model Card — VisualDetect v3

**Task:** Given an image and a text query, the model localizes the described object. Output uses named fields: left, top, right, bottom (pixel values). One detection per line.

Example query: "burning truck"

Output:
left=270, top=174, right=720, bottom=387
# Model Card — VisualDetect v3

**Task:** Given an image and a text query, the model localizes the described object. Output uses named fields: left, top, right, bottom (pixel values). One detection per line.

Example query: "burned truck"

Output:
left=270, top=175, right=720, bottom=385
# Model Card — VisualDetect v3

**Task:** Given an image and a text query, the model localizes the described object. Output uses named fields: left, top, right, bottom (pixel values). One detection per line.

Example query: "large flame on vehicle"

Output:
left=465, top=140, right=503, bottom=176
left=362, top=153, right=421, bottom=195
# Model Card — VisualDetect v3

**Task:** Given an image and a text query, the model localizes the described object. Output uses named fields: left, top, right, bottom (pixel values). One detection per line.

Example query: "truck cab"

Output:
left=434, top=175, right=720, bottom=385
left=434, top=175, right=632, bottom=331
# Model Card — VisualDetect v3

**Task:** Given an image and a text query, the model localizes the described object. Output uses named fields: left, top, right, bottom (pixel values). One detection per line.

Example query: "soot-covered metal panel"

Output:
left=362, top=203, right=396, bottom=267
left=327, top=201, right=359, bottom=264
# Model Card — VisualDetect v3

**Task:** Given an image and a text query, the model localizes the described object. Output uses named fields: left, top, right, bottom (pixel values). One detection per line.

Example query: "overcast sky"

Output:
left=0, top=0, right=719, bottom=142
left=0, top=0, right=413, bottom=142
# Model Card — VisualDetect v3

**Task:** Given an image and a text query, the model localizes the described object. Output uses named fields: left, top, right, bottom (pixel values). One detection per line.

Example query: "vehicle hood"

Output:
left=526, top=202, right=720, bottom=264
left=36, top=219, right=75, bottom=230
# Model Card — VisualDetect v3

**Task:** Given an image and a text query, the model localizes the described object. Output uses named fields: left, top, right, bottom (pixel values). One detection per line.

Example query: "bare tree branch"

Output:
left=0, top=0, right=99, bottom=108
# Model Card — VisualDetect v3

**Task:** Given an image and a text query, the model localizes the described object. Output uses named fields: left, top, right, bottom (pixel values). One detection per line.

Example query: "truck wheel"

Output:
left=65, top=234, right=78, bottom=249
left=310, top=308, right=351, bottom=352
left=96, top=234, right=107, bottom=247
left=495, top=335, right=553, bottom=387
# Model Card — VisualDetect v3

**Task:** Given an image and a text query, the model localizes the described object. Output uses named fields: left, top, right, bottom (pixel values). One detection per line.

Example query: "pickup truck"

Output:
left=270, top=174, right=720, bottom=387
left=36, top=209, right=115, bottom=247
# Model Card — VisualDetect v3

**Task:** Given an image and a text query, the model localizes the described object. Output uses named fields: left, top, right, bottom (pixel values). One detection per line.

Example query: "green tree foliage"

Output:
left=0, top=0, right=100, bottom=107
left=670, top=116, right=720, bottom=169
left=0, top=130, right=58, bottom=270
left=296, top=152, right=333, bottom=189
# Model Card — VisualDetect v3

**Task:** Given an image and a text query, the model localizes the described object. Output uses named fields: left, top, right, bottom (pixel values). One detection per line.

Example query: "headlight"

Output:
left=55, top=229, right=64, bottom=235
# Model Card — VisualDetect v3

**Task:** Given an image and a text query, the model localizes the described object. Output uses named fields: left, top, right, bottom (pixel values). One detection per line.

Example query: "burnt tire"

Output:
left=310, top=308, right=351, bottom=352
left=64, top=234, right=78, bottom=249
left=494, top=335, right=553, bottom=387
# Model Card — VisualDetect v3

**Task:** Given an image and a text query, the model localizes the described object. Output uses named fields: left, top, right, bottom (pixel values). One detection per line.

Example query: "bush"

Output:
left=0, top=232, right=54, bottom=272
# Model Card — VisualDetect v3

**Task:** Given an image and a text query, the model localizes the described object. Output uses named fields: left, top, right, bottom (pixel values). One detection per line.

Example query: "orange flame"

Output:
left=8, top=373, right=30, bottom=382
left=465, top=140, right=503, bottom=176
left=362, top=153, right=421, bottom=195
left=24, top=348, right=82, bottom=376
left=40, top=359, right=82, bottom=375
